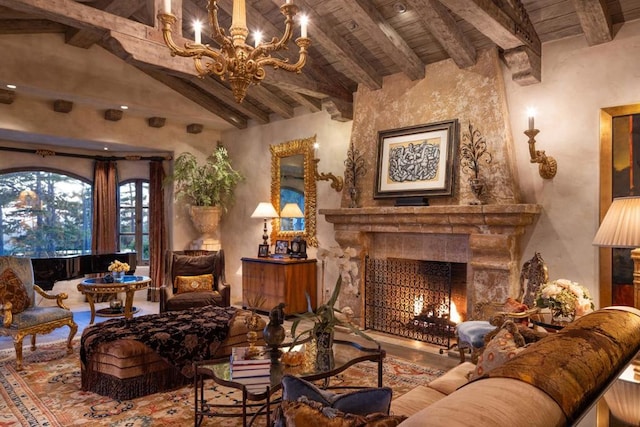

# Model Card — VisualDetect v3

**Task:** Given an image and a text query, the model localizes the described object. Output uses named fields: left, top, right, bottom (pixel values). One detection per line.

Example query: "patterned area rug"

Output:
left=0, top=341, right=445, bottom=426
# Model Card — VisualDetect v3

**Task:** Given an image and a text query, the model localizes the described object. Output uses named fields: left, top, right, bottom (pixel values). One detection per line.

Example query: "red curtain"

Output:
left=91, top=161, right=118, bottom=253
left=149, top=160, right=167, bottom=302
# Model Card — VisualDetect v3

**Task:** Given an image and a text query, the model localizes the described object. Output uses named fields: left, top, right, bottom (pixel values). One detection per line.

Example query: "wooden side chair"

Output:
left=0, top=256, right=78, bottom=370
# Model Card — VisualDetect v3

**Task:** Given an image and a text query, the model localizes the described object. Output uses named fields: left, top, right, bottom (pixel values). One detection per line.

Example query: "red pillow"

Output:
left=0, top=268, right=31, bottom=314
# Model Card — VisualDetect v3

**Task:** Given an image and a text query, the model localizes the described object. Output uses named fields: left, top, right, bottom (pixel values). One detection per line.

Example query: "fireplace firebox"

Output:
left=365, top=257, right=466, bottom=348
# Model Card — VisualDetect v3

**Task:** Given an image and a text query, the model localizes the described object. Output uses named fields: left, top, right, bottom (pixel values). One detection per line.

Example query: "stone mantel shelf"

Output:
left=319, top=204, right=542, bottom=235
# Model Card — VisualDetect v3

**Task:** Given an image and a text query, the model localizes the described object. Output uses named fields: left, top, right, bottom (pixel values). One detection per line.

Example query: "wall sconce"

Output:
left=313, top=143, right=344, bottom=192
left=524, top=112, right=557, bottom=179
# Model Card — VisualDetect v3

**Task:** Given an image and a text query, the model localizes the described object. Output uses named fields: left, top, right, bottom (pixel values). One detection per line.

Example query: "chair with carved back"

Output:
left=0, top=256, right=78, bottom=370
left=455, top=253, right=547, bottom=363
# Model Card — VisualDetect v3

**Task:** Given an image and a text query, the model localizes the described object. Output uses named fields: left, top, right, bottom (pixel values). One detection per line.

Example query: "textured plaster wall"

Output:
left=504, top=18, right=640, bottom=309
left=350, top=48, right=521, bottom=207
left=220, top=111, right=352, bottom=306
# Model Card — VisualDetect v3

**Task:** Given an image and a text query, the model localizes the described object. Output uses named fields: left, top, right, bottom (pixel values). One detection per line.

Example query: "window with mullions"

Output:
left=118, top=180, right=149, bottom=265
left=0, top=169, right=92, bottom=256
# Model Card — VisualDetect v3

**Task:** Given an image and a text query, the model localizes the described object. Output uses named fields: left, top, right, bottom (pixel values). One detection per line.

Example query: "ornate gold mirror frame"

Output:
left=270, top=135, right=318, bottom=247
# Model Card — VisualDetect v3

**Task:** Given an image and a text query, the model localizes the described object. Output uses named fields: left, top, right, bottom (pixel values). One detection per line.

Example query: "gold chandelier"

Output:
left=158, top=0, right=310, bottom=103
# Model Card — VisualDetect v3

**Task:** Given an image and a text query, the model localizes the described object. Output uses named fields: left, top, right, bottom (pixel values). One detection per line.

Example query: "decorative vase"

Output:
left=189, top=205, right=222, bottom=249
left=348, top=186, right=358, bottom=208
left=245, top=311, right=266, bottom=358
left=315, top=348, right=335, bottom=371
left=113, top=271, right=125, bottom=283
left=315, top=330, right=334, bottom=353
left=469, top=178, right=485, bottom=205
left=263, top=322, right=286, bottom=357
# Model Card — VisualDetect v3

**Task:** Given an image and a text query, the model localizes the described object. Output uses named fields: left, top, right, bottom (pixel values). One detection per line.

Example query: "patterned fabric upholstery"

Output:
left=0, top=268, right=31, bottom=313
left=0, top=256, right=77, bottom=371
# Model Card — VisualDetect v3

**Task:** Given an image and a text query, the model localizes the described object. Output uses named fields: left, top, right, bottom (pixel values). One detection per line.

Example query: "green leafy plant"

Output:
left=167, top=145, right=244, bottom=211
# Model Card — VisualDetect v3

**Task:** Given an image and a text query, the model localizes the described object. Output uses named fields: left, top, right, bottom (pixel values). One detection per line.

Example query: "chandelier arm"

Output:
left=257, top=39, right=309, bottom=72
left=194, top=56, right=227, bottom=78
left=208, top=0, right=232, bottom=48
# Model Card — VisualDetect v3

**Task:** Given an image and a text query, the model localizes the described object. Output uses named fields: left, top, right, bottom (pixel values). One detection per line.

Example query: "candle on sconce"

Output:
left=163, top=0, right=171, bottom=13
left=194, top=21, right=202, bottom=44
left=286, top=0, right=292, bottom=3
left=527, top=108, right=536, bottom=131
left=300, top=15, right=308, bottom=38
left=528, top=116, right=534, bottom=131
left=313, top=142, right=319, bottom=159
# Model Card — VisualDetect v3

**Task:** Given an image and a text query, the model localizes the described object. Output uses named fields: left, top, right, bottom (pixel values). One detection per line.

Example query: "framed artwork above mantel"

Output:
left=374, top=119, right=459, bottom=200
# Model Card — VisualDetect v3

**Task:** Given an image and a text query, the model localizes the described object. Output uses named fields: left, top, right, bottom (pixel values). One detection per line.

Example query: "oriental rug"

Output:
left=0, top=341, right=445, bottom=426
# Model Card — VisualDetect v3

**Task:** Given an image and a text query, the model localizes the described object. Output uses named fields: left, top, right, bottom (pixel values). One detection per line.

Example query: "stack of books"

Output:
left=230, top=346, right=272, bottom=394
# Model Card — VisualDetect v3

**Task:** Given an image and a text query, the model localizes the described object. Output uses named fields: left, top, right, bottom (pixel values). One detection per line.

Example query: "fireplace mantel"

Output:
left=320, top=204, right=542, bottom=319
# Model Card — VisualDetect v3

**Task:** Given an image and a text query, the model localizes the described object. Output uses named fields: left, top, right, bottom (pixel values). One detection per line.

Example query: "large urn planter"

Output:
left=189, top=206, right=222, bottom=249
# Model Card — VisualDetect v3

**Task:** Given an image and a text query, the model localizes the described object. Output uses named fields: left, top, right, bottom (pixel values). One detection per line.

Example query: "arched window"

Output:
left=118, top=180, right=149, bottom=265
left=0, top=169, right=92, bottom=256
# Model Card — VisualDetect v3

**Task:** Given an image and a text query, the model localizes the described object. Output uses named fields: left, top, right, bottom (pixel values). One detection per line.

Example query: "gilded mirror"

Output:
left=270, top=136, right=318, bottom=246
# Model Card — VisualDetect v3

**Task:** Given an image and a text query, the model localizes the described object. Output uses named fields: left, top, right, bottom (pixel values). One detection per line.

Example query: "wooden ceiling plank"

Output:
left=285, top=91, right=322, bottom=112
left=322, top=97, right=353, bottom=122
left=266, top=0, right=382, bottom=90
left=568, top=0, right=613, bottom=45
left=439, top=0, right=541, bottom=54
left=0, top=19, right=66, bottom=34
left=407, top=0, right=476, bottom=68
left=502, top=45, right=541, bottom=85
left=342, top=0, right=424, bottom=81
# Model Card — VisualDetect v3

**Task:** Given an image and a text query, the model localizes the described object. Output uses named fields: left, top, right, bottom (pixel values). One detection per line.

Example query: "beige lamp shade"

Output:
left=250, top=202, right=278, bottom=219
left=280, top=203, right=304, bottom=218
left=593, top=197, right=640, bottom=247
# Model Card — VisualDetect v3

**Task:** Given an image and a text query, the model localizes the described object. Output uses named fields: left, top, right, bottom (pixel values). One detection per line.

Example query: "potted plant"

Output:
left=290, top=246, right=374, bottom=352
left=167, top=144, right=244, bottom=238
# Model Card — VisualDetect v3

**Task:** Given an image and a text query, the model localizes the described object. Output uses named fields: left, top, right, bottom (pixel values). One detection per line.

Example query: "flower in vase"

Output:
left=535, top=279, right=594, bottom=320
left=108, top=260, right=130, bottom=273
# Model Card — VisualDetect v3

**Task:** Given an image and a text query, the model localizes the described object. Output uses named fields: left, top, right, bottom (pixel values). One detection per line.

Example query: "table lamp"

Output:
left=280, top=202, right=304, bottom=231
left=592, top=196, right=640, bottom=309
left=251, top=202, right=278, bottom=245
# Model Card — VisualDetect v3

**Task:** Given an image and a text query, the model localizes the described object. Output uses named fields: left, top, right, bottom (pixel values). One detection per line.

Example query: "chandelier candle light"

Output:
left=158, top=0, right=310, bottom=103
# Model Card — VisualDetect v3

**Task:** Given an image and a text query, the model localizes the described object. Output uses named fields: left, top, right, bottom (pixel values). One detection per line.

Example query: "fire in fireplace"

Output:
left=364, top=257, right=466, bottom=348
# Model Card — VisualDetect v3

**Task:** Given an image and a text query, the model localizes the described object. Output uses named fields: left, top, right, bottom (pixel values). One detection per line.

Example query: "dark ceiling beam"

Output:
left=0, top=19, right=66, bottom=33
left=568, top=0, right=613, bottom=46
left=342, top=0, right=424, bottom=81
left=249, top=85, right=294, bottom=119
left=134, top=64, right=248, bottom=129
left=406, top=0, right=476, bottom=68
left=322, top=97, right=353, bottom=122
left=267, top=0, right=382, bottom=90
left=439, top=0, right=541, bottom=85
left=285, top=91, right=322, bottom=113
left=188, top=76, right=270, bottom=125
left=65, top=0, right=145, bottom=48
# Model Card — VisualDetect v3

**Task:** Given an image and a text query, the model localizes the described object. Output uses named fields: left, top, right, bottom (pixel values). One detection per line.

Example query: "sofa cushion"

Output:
left=427, top=362, right=475, bottom=395
left=389, top=385, right=447, bottom=418
left=470, top=325, right=525, bottom=380
left=174, top=274, right=214, bottom=294
left=163, top=290, right=222, bottom=311
left=171, top=253, right=217, bottom=285
left=282, top=375, right=393, bottom=416
left=278, top=398, right=406, bottom=427
left=0, top=267, right=31, bottom=314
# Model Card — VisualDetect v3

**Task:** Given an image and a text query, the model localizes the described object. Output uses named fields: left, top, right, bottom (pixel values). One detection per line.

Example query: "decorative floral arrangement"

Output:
left=317, top=245, right=359, bottom=297
left=108, top=260, right=130, bottom=273
left=534, top=279, right=594, bottom=320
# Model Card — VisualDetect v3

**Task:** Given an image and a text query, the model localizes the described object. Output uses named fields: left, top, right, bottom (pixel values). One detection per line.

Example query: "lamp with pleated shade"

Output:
left=592, top=196, right=640, bottom=309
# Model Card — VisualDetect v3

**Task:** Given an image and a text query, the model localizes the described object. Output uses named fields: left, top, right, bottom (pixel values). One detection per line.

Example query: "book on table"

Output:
left=231, top=365, right=271, bottom=378
left=231, top=346, right=271, bottom=366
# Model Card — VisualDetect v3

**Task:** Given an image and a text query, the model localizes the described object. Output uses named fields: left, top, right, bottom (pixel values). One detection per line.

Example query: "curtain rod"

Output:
left=0, top=145, right=172, bottom=161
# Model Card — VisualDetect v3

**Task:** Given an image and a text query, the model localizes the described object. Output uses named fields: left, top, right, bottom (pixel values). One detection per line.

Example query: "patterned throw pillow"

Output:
left=277, top=399, right=407, bottom=427
left=0, top=267, right=31, bottom=314
left=469, top=322, right=525, bottom=380
left=174, top=274, right=214, bottom=294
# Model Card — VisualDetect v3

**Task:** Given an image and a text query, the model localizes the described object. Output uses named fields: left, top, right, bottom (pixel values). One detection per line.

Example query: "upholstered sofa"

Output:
left=391, top=306, right=640, bottom=426
left=160, top=249, right=231, bottom=312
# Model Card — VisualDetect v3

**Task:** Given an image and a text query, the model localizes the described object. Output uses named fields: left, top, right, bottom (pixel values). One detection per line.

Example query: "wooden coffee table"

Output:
left=78, top=275, right=151, bottom=324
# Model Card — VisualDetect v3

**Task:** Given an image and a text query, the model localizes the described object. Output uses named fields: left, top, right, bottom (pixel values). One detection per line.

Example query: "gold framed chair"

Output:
left=0, top=256, right=77, bottom=370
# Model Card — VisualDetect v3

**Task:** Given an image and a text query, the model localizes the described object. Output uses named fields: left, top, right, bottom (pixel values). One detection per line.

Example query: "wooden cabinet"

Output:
left=241, top=257, right=317, bottom=315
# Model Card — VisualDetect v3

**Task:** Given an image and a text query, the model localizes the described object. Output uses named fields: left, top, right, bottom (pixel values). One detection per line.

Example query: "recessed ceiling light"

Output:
left=6, top=84, right=16, bottom=89
left=393, top=2, right=407, bottom=14
left=103, top=147, right=109, bottom=151
left=120, top=105, right=129, bottom=110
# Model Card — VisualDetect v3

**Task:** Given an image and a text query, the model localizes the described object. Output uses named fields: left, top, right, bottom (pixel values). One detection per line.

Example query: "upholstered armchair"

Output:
left=160, top=250, right=231, bottom=313
left=0, top=256, right=78, bottom=370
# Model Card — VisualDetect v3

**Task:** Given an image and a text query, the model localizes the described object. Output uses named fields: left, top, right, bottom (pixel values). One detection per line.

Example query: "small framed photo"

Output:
left=258, top=244, right=269, bottom=257
left=375, top=119, right=459, bottom=199
left=275, top=240, right=289, bottom=255
left=290, top=236, right=307, bottom=259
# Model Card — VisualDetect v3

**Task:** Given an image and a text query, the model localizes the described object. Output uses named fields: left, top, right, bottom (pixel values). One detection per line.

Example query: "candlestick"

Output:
left=232, top=0, right=247, bottom=29
left=163, top=0, right=171, bottom=13
left=194, top=21, right=202, bottom=44
left=300, top=15, right=308, bottom=38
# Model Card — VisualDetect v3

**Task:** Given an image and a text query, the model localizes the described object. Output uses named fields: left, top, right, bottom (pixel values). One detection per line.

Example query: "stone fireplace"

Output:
left=320, top=204, right=541, bottom=327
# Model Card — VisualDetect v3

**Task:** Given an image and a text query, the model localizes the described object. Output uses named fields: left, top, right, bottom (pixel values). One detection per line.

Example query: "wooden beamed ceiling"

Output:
left=0, top=0, right=638, bottom=130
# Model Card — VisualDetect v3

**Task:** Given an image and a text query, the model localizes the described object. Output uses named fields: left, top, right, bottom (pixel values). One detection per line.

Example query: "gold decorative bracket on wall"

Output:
left=314, top=159, right=344, bottom=192
left=524, top=129, right=557, bottom=179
